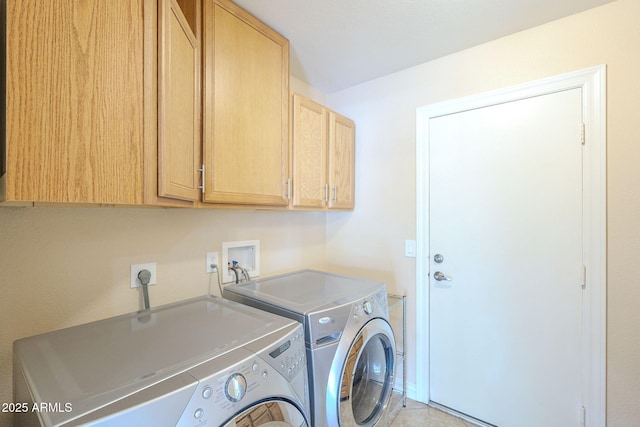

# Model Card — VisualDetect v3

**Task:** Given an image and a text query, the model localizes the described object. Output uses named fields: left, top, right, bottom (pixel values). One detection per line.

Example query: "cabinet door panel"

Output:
left=328, top=112, right=355, bottom=209
left=6, top=0, right=145, bottom=204
left=203, top=0, right=289, bottom=206
left=292, top=94, right=327, bottom=208
left=158, top=0, right=201, bottom=201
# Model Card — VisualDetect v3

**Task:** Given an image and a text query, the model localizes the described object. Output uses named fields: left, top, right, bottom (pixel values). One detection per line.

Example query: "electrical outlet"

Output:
left=130, top=263, right=157, bottom=288
left=206, top=252, right=219, bottom=273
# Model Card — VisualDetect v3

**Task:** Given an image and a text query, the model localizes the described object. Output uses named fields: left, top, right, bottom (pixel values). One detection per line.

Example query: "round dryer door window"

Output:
left=339, top=318, right=395, bottom=427
left=224, top=400, right=308, bottom=427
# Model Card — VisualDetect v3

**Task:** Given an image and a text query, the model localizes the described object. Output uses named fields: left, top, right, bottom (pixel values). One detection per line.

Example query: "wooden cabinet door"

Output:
left=328, top=112, right=356, bottom=209
left=158, top=0, right=202, bottom=201
left=202, top=0, right=289, bottom=206
left=291, top=94, right=327, bottom=208
left=4, top=0, right=146, bottom=204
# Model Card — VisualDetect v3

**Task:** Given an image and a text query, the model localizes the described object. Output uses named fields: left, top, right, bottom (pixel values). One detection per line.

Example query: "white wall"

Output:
left=326, top=0, right=640, bottom=425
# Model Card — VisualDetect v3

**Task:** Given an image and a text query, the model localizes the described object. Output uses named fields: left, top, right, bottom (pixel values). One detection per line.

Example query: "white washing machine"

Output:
left=13, top=295, right=309, bottom=427
left=223, top=270, right=396, bottom=427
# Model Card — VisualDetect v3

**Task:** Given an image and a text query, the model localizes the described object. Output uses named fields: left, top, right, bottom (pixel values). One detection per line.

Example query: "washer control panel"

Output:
left=267, top=327, right=306, bottom=380
left=176, top=323, right=306, bottom=427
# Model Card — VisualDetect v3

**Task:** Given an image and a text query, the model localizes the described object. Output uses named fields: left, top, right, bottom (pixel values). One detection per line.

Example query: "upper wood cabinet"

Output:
left=1, top=0, right=149, bottom=205
left=201, top=0, right=290, bottom=206
left=1, top=0, right=292, bottom=209
left=291, top=94, right=356, bottom=210
left=291, top=95, right=327, bottom=209
left=157, top=0, right=202, bottom=202
left=328, top=111, right=356, bottom=209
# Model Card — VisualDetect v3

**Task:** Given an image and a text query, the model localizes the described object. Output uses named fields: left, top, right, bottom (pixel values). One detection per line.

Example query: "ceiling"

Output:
left=232, top=0, right=616, bottom=93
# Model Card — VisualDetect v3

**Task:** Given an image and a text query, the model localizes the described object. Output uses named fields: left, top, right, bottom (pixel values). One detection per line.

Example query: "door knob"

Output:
left=434, top=271, right=452, bottom=281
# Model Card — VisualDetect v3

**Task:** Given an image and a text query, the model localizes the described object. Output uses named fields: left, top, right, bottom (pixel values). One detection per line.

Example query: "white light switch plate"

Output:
left=405, top=240, right=417, bottom=258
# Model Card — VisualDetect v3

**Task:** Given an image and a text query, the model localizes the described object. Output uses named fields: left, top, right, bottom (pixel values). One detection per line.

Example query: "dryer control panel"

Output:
left=176, top=323, right=307, bottom=427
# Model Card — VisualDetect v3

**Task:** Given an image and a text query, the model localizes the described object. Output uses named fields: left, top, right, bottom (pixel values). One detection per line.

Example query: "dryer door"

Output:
left=339, top=318, right=395, bottom=427
left=223, top=399, right=308, bottom=427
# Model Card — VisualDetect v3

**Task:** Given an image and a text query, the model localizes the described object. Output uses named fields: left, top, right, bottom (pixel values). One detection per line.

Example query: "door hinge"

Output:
left=580, top=123, right=586, bottom=145
left=198, top=164, right=205, bottom=193
left=581, top=265, right=587, bottom=288
left=580, top=405, right=586, bottom=426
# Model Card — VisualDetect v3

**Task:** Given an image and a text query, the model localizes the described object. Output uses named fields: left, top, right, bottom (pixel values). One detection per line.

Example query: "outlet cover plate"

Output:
left=131, top=263, right=157, bottom=288
left=206, top=252, right=219, bottom=273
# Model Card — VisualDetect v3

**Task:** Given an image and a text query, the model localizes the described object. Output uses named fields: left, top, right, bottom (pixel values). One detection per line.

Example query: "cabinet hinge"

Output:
left=580, top=123, right=586, bottom=145
left=580, top=405, right=586, bottom=426
left=581, top=265, right=587, bottom=288
left=198, top=164, right=205, bottom=193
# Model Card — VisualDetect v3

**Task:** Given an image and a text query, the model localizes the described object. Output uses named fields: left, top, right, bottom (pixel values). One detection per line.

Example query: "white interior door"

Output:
left=429, top=88, right=584, bottom=427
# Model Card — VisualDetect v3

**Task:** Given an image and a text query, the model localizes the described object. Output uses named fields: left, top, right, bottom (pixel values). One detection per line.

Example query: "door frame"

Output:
left=415, top=65, right=606, bottom=426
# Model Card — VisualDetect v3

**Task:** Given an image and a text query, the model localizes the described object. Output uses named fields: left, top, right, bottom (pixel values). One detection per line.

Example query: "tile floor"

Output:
left=389, top=399, right=478, bottom=427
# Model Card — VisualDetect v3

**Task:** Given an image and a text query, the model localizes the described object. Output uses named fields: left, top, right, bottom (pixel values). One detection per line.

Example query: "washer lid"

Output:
left=225, top=269, right=384, bottom=314
left=14, top=295, right=293, bottom=426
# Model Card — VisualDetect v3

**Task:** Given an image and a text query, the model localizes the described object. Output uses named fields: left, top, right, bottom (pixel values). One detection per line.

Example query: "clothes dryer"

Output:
left=223, top=269, right=395, bottom=427
left=14, top=295, right=309, bottom=427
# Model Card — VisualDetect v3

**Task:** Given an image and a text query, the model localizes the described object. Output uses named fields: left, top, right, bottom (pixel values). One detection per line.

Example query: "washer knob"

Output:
left=363, top=300, right=373, bottom=315
left=225, top=373, right=247, bottom=402
left=202, top=386, right=213, bottom=399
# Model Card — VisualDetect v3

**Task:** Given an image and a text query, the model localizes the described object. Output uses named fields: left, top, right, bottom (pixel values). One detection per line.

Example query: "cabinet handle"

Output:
left=198, top=164, right=205, bottom=193
left=324, top=184, right=329, bottom=203
left=286, top=178, right=291, bottom=200
left=332, top=186, right=337, bottom=203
